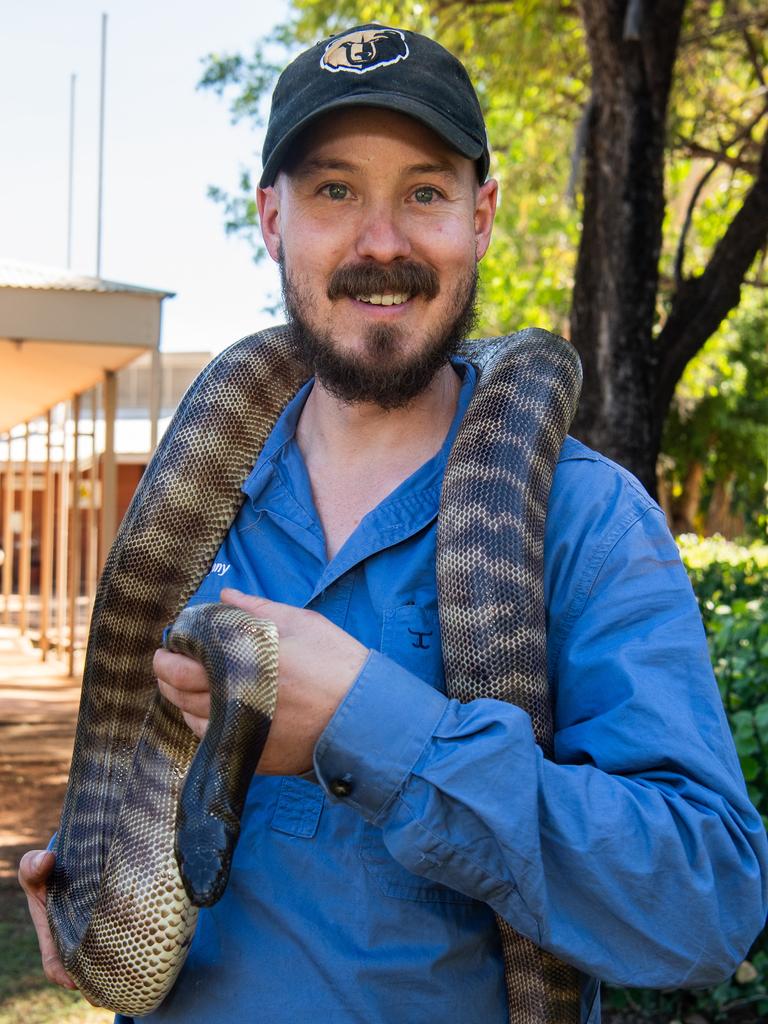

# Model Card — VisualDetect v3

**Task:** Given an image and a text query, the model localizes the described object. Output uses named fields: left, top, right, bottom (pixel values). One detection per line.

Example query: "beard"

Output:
left=279, top=251, right=479, bottom=410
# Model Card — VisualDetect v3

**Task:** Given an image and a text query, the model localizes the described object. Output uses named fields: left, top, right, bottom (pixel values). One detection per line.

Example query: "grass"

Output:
left=0, top=889, right=112, bottom=1024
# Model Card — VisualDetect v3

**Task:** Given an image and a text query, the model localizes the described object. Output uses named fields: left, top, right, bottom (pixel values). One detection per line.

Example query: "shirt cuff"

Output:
left=313, top=649, right=448, bottom=820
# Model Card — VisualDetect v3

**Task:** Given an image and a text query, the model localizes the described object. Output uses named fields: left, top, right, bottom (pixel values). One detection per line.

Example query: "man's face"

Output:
left=258, top=108, right=497, bottom=408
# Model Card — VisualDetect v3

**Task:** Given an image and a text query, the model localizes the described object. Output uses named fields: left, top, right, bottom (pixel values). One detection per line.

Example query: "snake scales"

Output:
left=47, top=325, right=582, bottom=1020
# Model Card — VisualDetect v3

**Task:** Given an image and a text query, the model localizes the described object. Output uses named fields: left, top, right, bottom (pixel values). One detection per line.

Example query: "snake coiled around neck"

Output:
left=48, top=326, right=582, bottom=1022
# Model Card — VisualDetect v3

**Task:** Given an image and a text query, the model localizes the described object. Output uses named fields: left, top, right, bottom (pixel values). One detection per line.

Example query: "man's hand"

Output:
left=18, top=850, right=77, bottom=990
left=154, top=589, right=369, bottom=775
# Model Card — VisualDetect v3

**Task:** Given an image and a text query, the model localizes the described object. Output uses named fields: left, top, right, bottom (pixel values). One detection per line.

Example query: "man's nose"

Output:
left=354, top=202, right=412, bottom=263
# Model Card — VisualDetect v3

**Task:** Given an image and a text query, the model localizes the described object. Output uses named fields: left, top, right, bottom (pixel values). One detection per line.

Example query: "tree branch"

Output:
left=675, top=139, right=760, bottom=172
left=720, top=96, right=768, bottom=152
left=743, top=28, right=766, bottom=90
left=433, top=0, right=516, bottom=9
left=682, top=12, right=768, bottom=47
left=673, top=160, right=718, bottom=289
left=656, top=135, right=768, bottom=419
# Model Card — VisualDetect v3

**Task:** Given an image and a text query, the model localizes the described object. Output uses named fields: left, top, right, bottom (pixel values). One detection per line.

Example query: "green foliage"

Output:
left=606, top=535, right=768, bottom=1023
left=196, top=0, right=588, bottom=335
left=681, top=535, right=768, bottom=823
left=660, top=0, right=767, bottom=291
left=207, top=172, right=262, bottom=252
left=661, top=308, right=768, bottom=539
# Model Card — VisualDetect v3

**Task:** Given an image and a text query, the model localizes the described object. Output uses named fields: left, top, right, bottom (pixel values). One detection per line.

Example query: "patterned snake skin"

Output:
left=47, top=325, right=582, bottom=1021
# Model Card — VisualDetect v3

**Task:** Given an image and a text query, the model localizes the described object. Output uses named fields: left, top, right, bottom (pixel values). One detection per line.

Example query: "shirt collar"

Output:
left=242, top=358, right=477, bottom=501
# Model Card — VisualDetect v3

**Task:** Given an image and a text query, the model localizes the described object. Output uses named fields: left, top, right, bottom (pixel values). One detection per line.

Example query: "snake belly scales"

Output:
left=47, top=326, right=582, bottom=1021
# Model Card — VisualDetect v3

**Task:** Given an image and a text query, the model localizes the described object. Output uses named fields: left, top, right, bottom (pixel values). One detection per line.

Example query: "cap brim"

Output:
left=259, top=93, right=488, bottom=188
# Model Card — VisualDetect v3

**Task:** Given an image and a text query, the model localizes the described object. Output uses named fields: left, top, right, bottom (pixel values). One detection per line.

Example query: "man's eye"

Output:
left=325, top=183, right=349, bottom=200
left=414, top=187, right=437, bottom=204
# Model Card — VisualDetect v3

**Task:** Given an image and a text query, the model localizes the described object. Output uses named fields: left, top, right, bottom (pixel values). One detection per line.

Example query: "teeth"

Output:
left=355, top=292, right=409, bottom=306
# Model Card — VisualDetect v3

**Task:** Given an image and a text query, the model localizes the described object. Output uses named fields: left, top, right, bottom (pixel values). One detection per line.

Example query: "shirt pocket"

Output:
left=268, top=777, right=324, bottom=838
left=380, top=604, right=444, bottom=690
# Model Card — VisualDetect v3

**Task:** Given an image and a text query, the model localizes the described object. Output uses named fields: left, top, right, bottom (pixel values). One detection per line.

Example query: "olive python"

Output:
left=47, top=325, right=582, bottom=1021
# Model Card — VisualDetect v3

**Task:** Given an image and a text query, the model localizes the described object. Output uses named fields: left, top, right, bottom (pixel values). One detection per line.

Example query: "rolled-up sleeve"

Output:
left=314, top=491, right=768, bottom=988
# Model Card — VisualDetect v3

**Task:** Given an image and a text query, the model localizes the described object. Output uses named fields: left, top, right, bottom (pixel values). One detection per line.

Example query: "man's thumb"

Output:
left=20, top=849, right=53, bottom=885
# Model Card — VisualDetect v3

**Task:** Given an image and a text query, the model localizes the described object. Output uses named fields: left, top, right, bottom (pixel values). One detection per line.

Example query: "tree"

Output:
left=571, top=0, right=768, bottom=492
left=199, top=0, right=768, bottom=497
left=660, top=305, right=768, bottom=537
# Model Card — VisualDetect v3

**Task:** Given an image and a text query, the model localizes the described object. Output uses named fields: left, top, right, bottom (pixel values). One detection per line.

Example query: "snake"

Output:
left=47, top=325, right=582, bottom=1022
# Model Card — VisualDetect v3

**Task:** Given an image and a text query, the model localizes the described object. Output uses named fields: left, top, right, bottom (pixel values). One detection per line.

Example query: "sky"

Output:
left=1, top=0, right=293, bottom=353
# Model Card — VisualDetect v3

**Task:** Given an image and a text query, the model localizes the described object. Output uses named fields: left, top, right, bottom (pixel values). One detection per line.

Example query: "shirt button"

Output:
left=329, top=777, right=353, bottom=798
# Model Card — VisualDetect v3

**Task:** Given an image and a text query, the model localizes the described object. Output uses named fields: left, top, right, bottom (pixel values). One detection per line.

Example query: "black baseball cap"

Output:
left=259, top=24, right=490, bottom=188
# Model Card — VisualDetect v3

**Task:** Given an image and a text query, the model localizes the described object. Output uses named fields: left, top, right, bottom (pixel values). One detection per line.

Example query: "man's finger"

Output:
left=153, top=648, right=209, bottom=691
left=181, top=710, right=209, bottom=739
left=18, top=849, right=54, bottom=893
left=220, top=589, right=295, bottom=628
left=18, top=851, right=77, bottom=990
left=157, top=678, right=210, bottom=719
left=39, top=933, right=77, bottom=989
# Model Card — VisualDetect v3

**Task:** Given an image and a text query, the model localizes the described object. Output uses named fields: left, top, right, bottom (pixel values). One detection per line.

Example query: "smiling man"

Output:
left=269, top=105, right=490, bottom=415
left=19, top=22, right=767, bottom=1024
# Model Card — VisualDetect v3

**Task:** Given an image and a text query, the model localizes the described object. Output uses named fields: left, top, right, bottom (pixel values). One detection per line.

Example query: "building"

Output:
left=0, top=258, right=210, bottom=673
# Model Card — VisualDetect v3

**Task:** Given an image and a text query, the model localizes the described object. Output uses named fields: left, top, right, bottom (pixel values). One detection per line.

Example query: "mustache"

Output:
left=326, top=261, right=440, bottom=301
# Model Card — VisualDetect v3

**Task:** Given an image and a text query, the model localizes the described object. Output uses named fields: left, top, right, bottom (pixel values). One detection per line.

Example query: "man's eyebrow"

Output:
left=292, top=158, right=461, bottom=180
left=294, top=157, right=359, bottom=177
left=404, top=162, right=460, bottom=180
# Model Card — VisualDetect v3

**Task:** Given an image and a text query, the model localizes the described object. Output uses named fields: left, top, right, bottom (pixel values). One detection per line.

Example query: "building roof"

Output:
left=0, top=258, right=175, bottom=298
left=0, top=259, right=175, bottom=432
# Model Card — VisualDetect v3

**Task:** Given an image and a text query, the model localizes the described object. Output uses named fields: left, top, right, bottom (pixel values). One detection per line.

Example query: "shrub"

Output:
left=604, top=535, right=768, bottom=1023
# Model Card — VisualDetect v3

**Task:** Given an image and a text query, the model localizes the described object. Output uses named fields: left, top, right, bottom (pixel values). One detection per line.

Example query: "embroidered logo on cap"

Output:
left=321, top=28, right=409, bottom=75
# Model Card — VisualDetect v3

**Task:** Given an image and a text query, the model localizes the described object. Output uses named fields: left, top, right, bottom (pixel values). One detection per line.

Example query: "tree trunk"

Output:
left=655, top=138, right=768, bottom=424
left=673, top=459, right=704, bottom=535
left=569, top=2, right=768, bottom=495
left=570, top=0, right=685, bottom=497
left=705, top=474, right=744, bottom=538
left=656, top=471, right=673, bottom=525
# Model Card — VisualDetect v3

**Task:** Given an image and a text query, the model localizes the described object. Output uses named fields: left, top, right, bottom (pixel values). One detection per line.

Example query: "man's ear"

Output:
left=257, top=185, right=281, bottom=263
left=474, top=178, right=498, bottom=262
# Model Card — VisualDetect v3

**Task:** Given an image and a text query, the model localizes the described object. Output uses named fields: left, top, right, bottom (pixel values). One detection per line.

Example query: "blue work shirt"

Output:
left=123, top=358, right=767, bottom=1024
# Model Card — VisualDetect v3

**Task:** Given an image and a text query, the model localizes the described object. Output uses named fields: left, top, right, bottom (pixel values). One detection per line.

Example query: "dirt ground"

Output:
left=0, top=632, right=78, bottom=907
left=0, top=633, right=115, bottom=1022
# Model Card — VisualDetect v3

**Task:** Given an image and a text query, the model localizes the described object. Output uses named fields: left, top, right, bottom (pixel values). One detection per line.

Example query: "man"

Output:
left=20, top=23, right=767, bottom=1024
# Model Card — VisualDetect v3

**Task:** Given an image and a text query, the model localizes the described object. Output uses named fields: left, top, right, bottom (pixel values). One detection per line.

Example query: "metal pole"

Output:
left=149, top=345, right=162, bottom=453
left=85, top=388, right=99, bottom=623
left=101, top=369, right=117, bottom=566
left=18, top=424, right=32, bottom=635
left=56, top=409, right=70, bottom=660
left=68, top=395, right=82, bottom=677
left=67, top=73, right=76, bottom=269
left=95, top=13, right=107, bottom=277
left=40, top=411, right=55, bottom=659
left=1, top=438, right=14, bottom=624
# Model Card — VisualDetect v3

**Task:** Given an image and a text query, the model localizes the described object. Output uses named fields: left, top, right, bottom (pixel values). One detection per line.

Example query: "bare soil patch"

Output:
left=0, top=635, right=109, bottom=1021
left=0, top=651, right=77, bottom=885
